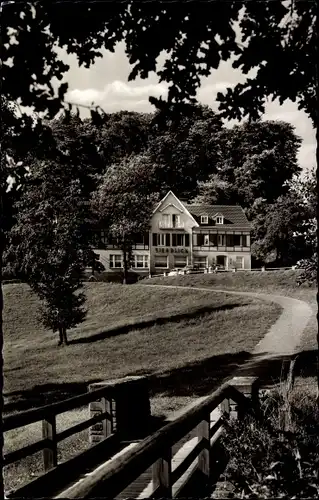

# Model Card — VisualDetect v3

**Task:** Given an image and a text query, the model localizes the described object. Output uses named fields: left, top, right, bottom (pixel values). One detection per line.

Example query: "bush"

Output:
left=296, top=254, right=317, bottom=286
left=220, top=388, right=319, bottom=498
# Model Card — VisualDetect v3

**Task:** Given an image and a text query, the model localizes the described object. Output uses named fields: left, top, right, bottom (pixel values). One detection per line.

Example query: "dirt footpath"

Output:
left=143, top=284, right=313, bottom=360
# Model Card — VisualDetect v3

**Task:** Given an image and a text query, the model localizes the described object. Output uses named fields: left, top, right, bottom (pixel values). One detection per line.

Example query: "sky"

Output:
left=58, top=41, right=316, bottom=173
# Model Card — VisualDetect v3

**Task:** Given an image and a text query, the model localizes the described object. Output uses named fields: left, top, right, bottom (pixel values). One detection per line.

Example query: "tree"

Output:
left=195, top=120, right=302, bottom=210
left=251, top=192, right=313, bottom=266
left=148, top=105, right=223, bottom=200
left=92, top=154, right=159, bottom=284
left=2, top=2, right=316, bottom=125
left=91, top=111, right=152, bottom=168
left=1, top=0, right=317, bottom=428
left=193, top=120, right=308, bottom=265
left=4, top=158, right=96, bottom=345
left=291, top=168, right=317, bottom=284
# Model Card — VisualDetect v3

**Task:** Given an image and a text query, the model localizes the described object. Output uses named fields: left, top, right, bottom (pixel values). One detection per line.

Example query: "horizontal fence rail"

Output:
left=149, top=266, right=297, bottom=278
left=56, top=382, right=255, bottom=499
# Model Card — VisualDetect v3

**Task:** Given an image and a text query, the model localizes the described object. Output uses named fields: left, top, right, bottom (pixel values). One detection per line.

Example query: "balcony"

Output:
left=159, top=221, right=185, bottom=229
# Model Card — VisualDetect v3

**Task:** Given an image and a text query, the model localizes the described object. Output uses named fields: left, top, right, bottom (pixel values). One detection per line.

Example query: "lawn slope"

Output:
left=3, top=281, right=282, bottom=493
left=4, top=282, right=281, bottom=411
left=144, top=270, right=317, bottom=352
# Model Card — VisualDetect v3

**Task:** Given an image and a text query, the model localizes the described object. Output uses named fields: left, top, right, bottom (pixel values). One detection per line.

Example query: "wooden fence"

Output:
left=55, top=379, right=259, bottom=499
left=150, top=266, right=296, bottom=278
left=4, top=376, right=150, bottom=497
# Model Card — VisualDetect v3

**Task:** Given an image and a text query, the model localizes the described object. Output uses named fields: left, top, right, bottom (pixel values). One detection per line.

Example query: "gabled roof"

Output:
left=160, top=203, right=183, bottom=213
left=153, top=190, right=199, bottom=227
left=185, top=204, right=252, bottom=230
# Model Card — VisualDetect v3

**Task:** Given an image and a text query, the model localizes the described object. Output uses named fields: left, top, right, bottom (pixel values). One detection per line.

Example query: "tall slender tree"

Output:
left=92, top=154, right=159, bottom=284
left=5, top=158, right=96, bottom=345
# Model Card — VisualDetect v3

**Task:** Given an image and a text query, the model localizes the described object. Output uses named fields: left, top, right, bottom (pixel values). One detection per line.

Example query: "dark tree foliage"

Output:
left=251, top=192, right=313, bottom=266
left=195, top=120, right=302, bottom=208
left=4, top=159, right=96, bottom=345
left=90, top=111, right=152, bottom=168
left=148, top=105, right=224, bottom=200
left=2, top=1, right=316, bottom=125
left=92, top=154, right=159, bottom=284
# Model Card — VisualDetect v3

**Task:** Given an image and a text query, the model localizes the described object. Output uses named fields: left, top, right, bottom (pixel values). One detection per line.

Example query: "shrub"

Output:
left=296, top=253, right=317, bottom=286
left=220, top=388, right=319, bottom=498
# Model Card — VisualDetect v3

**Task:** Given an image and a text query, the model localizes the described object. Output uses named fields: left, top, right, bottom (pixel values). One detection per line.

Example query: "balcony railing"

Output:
left=159, top=221, right=185, bottom=229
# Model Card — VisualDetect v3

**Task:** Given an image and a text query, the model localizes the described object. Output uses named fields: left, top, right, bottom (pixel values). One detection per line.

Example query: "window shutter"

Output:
left=166, top=233, right=170, bottom=246
left=185, top=234, right=190, bottom=247
left=153, top=233, right=157, bottom=246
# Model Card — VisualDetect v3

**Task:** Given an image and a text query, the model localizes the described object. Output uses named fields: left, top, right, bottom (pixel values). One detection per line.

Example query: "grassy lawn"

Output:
left=3, top=281, right=281, bottom=493
left=145, top=270, right=317, bottom=352
left=4, top=282, right=281, bottom=408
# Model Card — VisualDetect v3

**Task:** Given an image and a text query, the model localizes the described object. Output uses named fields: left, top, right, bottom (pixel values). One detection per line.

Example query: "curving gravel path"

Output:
left=141, top=284, right=313, bottom=361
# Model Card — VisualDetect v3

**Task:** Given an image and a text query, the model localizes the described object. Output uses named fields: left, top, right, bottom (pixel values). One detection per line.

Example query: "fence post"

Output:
left=42, top=414, right=58, bottom=471
left=89, top=383, right=115, bottom=444
left=197, top=412, right=210, bottom=481
left=152, top=448, right=172, bottom=498
left=220, top=397, right=230, bottom=419
left=229, top=376, right=259, bottom=420
left=89, top=376, right=151, bottom=443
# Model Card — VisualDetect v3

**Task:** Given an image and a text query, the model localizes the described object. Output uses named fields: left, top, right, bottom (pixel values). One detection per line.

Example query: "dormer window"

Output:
left=216, top=216, right=224, bottom=225
left=201, top=215, right=208, bottom=224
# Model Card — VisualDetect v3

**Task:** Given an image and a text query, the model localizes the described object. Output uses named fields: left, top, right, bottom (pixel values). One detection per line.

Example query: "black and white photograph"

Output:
left=1, top=0, right=318, bottom=498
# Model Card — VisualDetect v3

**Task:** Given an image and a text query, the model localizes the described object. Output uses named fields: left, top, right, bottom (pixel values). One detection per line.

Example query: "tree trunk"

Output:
left=58, top=327, right=64, bottom=345
left=62, top=327, right=68, bottom=345
left=122, top=242, right=128, bottom=285
left=58, top=327, right=68, bottom=345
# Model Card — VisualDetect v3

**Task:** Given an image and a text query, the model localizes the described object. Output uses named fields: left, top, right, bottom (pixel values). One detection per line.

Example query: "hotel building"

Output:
left=92, top=191, right=252, bottom=277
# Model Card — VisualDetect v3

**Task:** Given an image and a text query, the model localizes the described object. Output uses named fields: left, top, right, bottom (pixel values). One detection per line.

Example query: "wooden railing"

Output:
left=3, top=377, right=148, bottom=475
left=149, top=266, right=297, bottom=278
left=56, top=382, right=256, bottom=499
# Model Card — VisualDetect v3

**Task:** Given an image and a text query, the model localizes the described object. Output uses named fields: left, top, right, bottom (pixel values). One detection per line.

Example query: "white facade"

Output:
left=93, top=191, right=252, bottom=276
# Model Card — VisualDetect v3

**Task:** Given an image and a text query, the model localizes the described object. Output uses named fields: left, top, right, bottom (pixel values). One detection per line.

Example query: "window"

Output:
left=133, top=255, right=149, bottom=268
left=242, top=235, right=247, bottom=247
left=204, top=235, right=209, bottom=246
left=110, top=254, right=122, bottom=268
left=210, top=234, right=217, bottom=246
left=218, top=234, right=225, bottom=246
left=234, top=234, right=241, bottom=246
left=162, top=214, right=170, bottom=227
left=155, top=255, right=168, bottom=268
left=201, top=215, right=208, bottom=224
left=216, top=216, right=224, bottom=224
left=193, top=256, right=207, bottom=269
left=133, top=233, right=149, bottom=247
left=176, top=234, right=184, bottom=246
left=172, top=234, right=187, bottom=246
left=152, top=233, right=157, bottom=246
left=236, top=256, right=244, bottom=269
left=153, top=233, right=169, bottom=246
left=174, top=255, right=188, bottom=268
left=226, top=234, right=234, bottom=246
left=159, top=234, right=166, bottom=246
left=172, top=214, right=181, bottom=228
left=195, top=234, right=203, bottom=246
